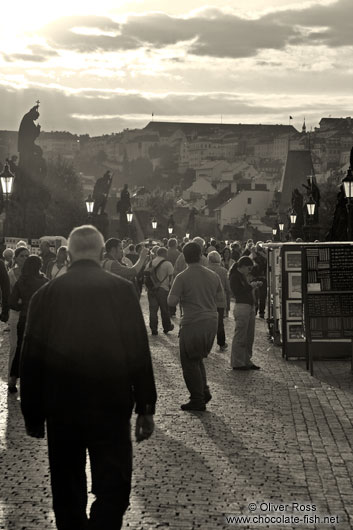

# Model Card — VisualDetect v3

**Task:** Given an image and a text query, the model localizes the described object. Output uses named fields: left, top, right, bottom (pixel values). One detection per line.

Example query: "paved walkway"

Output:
left=1, top=294, right=353, bottom=529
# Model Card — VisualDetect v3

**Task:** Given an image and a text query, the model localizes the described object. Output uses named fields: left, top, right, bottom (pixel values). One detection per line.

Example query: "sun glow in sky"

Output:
left=0, top=0, right=352, bottom=135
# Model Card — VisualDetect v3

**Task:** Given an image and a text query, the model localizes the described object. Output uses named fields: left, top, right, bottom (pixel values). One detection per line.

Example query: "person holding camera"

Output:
left=229, top=256, right=261, bottom=370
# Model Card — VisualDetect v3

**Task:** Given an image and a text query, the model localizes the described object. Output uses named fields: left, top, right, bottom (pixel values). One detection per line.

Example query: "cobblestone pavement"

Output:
left=1, top=293, right=353, bottom=529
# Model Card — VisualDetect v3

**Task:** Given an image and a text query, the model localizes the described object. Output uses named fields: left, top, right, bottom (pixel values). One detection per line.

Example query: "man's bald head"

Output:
left=68, top=225, right=104, bottom=264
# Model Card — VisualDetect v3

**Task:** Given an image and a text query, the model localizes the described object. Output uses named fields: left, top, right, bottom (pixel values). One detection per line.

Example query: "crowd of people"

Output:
left=0, top=228, right=269, bottom=529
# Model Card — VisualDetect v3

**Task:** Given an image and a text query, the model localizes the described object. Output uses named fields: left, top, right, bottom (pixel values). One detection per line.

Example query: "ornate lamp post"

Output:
left=168, top=225, right=173, bottom=236
left=272, top=227, right=277, bottom=241
left=126, top=208, right=133, bottom=239
left=185, top=232, right=190, bottom=240
left=290, top=210, right=297, bottom=225
left=342, top=165, right=353, bottom=240
left=151, top=217, right=157, bottom=239
left=304, top=196, right=316, bottom=241
left=0, top=162, right=15, bottom=237
left=85, top=194, right=94, bottom=218
left=278, top=221, right=284, bottom=242
left=127, top=208, right=133, bottom=224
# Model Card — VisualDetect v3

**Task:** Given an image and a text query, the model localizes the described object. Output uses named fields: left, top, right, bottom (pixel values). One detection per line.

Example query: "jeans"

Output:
left=148, top=288, right=172, bottom=332
left=231, top=304, right=256, bottom=368
left=179, top=319, right=217, bottom=404
left=216, top=308, right=226, bottom=347
left=47, top=416, right=132, bottom=530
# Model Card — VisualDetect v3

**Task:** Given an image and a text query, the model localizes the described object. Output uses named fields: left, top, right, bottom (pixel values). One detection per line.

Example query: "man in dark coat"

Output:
left=20, top=225, right=157, bottom=530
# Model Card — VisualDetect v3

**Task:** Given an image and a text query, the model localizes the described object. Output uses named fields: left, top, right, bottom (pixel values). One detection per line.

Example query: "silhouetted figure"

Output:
left=168, top=214, right=175, bottom=231
left=116, top=184, right=131, bottom=238
left=120, top=184, right=131, bottom=212
left=93, top=170, right=112, bottom=215
left=17, top=103, right=46, bottom=179
left=327, top=186, right=348, bottom=241
left=186, top=207, right=196, bottom=235
left=7, top=103, right=49, bottom=237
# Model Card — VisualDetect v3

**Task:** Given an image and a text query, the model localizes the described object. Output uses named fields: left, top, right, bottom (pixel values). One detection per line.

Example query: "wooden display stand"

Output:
left=302, top=243, right=353, bottom=375
left=266, top=243, right=283, bottom=346
left=281, top=244, right=306, bottom=359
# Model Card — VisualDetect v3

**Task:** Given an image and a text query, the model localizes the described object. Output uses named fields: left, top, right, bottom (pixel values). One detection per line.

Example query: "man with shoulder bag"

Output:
left=145, top=247, right=174, bottom=336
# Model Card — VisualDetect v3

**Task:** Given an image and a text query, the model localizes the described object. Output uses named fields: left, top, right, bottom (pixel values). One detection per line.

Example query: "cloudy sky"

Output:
left=1, top=0, right=352, bottom=135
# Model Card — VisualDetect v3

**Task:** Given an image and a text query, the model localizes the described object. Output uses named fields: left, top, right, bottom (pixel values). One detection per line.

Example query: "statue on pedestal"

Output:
left=18, top=102, right=46, bottom=180
left=116, top=184, right=131, bottom=237
left=6, top=102, right=50, bottom=237
left=327, top=186, right=348, bottom=241
left=92, top=170, right=112, bottom=215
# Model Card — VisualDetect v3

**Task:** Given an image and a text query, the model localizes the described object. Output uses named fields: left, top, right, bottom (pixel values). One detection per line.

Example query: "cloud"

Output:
left=39, top=0, right=353, bottom=60
left=3, top=45, right=59, bottom=63
left=3, top=53, right=47, bottom=63
left=27, top=45, right=59, bottom=58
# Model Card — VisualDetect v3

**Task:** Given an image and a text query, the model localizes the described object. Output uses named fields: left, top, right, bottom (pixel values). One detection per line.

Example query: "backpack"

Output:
left=144, top=259, right=167, bottom=291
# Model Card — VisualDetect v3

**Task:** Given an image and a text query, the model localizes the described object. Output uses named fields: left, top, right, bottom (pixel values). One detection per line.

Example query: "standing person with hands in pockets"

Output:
left=229, top=256, right=262, bottom=370
left=20, top=225, right=157, bottom=530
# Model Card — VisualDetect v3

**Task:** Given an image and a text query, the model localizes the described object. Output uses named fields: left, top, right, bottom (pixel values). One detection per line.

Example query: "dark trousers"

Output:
left=255, top=278, right=267, bottom=316
left=179, top=319, right=217, bottom=405
left=10, top=315, right=26, bottom=378
left=148, top=288, right=172, bottom=333
left=46, top=416, right=132, bottom=530
left=216, top=308, right=226, bottom=347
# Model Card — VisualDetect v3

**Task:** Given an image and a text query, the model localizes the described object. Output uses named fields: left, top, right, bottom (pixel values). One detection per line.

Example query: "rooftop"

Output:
left=144, top=121, right=297, bottom=138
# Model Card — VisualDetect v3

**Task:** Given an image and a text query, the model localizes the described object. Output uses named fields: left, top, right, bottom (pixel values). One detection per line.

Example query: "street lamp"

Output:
left=168, top=225, right=173, bottom=235
left=306, top=196, right=316, bottom=218
left=272, top=228, right=277, bottom=237
left=127, top=208, right=133, bottom=224
left=186, top=232, right=190, bottom=239
left=342, top=166, right=353, bottom=240
left=0, top=162, right=15, bottom=238
left=0, top=162, right=15, bottom=197
left=278, top=222, right=284, bottom=242
left=152, top=217, right=157, bottom=239
left=85, top=194, right=94, bottom=215
left=290, top=210, right=297, bottom=225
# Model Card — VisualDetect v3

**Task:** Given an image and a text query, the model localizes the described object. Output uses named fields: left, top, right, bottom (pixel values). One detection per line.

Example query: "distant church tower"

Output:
left=302, top=118, right=306, bottom=134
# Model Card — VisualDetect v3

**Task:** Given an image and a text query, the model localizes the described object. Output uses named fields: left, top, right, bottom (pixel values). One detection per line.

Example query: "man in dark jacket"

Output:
left=20, top=225, right=157, bottom=530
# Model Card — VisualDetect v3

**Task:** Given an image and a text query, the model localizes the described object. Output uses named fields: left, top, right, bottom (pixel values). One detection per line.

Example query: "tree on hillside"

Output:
left=319, top=171, right=345, bottom=238
left=145, top=189, right=175, bottom=217
left=44, top=156, right=86, bottom=236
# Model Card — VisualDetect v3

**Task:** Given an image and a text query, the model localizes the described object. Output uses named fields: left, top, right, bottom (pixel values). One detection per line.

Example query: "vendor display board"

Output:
left=266, top=243, right=283, bottom=346
left=302, top=243, right=353, bottom=375
left=281, top=244, right=305, bottom=360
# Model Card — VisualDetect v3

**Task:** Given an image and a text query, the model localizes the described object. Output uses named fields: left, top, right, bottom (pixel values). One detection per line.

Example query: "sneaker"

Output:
left=219, top=343, right=228, bottom=352
left=232, top=366, right=251, bottom=371
left=180, top=402, right=206, bottom=411
left=163, top=324, right=174, bottom=334
left=151, top=330, right=158, bottom=336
